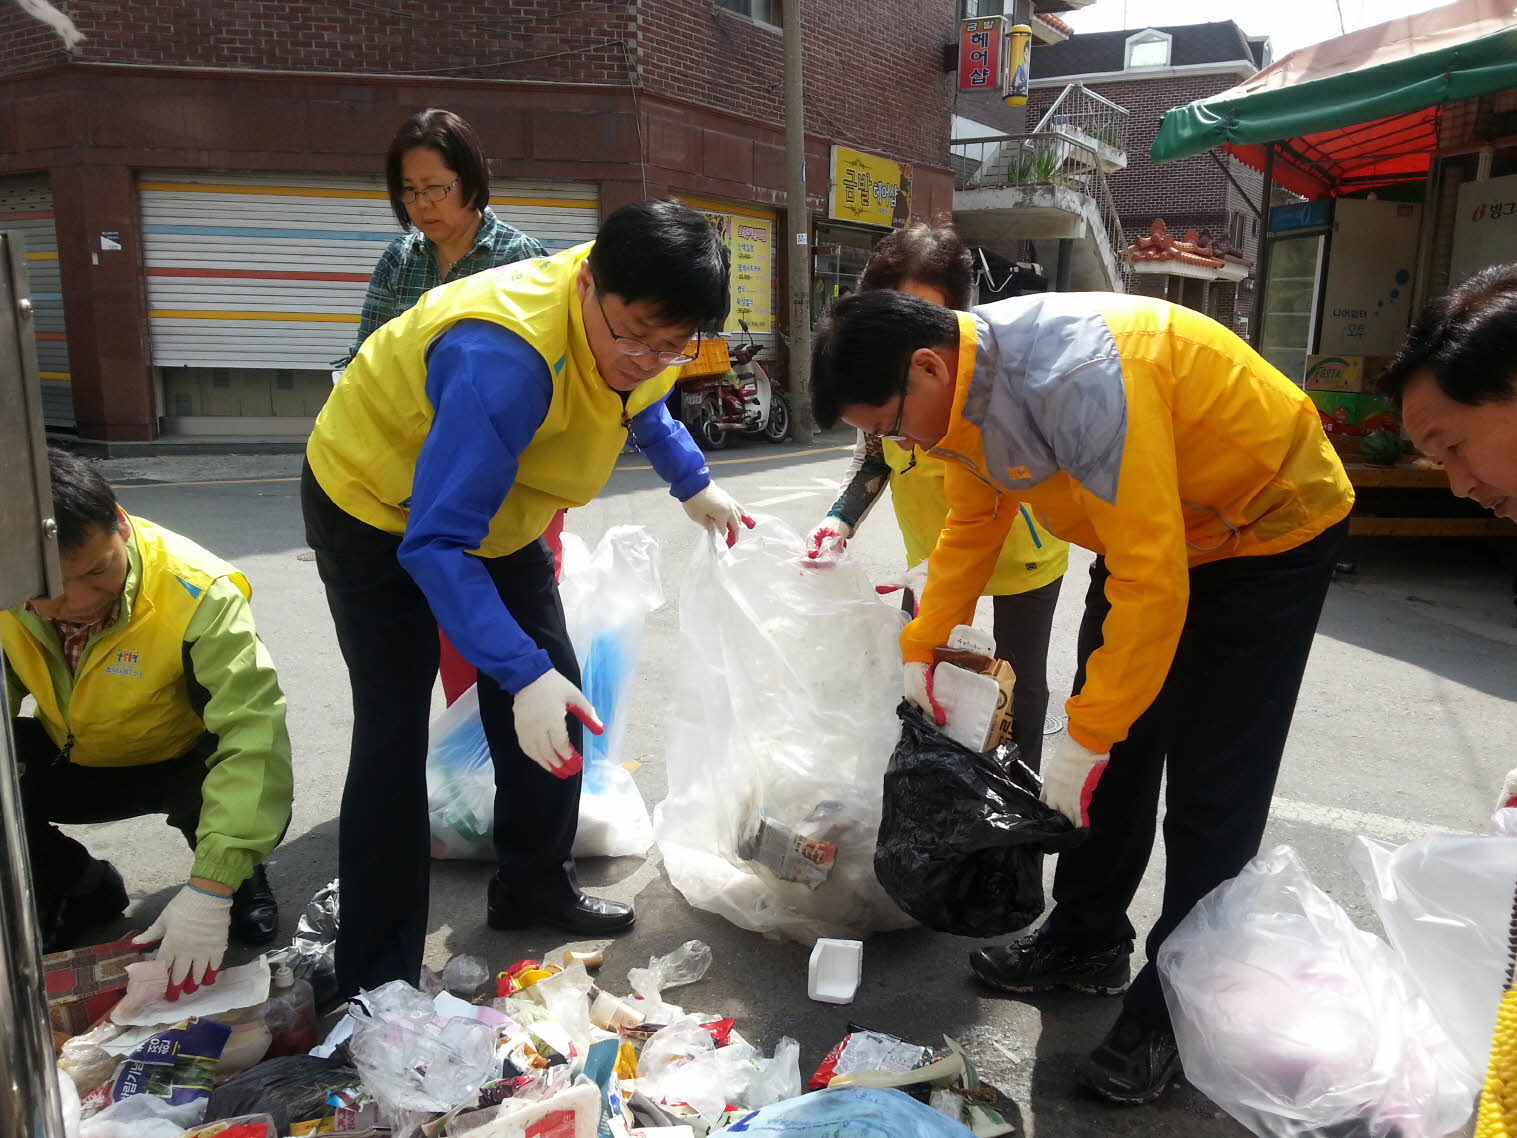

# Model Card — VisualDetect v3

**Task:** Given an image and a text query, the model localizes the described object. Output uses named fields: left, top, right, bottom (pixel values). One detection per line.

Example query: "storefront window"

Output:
left=812, top=223, right=882, bottom=324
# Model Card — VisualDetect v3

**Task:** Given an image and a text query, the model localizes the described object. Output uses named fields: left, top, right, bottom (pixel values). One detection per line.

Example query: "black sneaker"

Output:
left=1075, top=1014, right=1182, bottom=1105
left=45, top=860, right=129, bottom=953
left=969, top=928, right=1132, bottom=995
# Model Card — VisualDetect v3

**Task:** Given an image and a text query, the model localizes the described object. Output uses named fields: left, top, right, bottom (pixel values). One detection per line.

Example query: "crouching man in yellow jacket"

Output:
left=811, top=290, right=1353, bottom=1105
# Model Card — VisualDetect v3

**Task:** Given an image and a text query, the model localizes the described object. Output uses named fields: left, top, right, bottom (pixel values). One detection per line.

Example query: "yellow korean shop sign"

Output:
left=829, top=145, right=912, bottom=228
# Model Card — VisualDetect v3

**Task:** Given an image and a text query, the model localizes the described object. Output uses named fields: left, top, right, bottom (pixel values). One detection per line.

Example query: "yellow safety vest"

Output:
left=307, top=242, right=681, bottom=557
left=882, top=439, right=1067, bottom=595
left=0, top=516, right=250, bottom=768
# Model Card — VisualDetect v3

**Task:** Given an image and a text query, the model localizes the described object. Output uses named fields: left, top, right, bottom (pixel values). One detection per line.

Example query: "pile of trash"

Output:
left=49, top=893, right=1016, bottom=1138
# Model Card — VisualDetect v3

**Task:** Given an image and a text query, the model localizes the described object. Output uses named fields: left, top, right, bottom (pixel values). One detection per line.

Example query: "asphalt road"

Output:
left=48, top=431, right=1517, bottom=1137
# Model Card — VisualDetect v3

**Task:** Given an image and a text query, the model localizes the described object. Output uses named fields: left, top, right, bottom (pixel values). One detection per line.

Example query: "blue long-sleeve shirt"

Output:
left=397, top=319, right=709, bottom=693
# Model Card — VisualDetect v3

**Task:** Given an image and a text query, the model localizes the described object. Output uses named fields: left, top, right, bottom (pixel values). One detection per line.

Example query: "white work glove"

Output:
left=805, top=517, right=854, bottom=566
left=514, top=668, right=604, bottom=778
left=904, top=661, right=946, bottom=726
left=875, top=561, right=929, bottom=613
left=133, top=884, right=232, bottom=994
left=1041, top=734, right=1110, bottom=829
left=1497, top=768, right=1517, bottom=813
left=682, top=482, right=755, bottom=548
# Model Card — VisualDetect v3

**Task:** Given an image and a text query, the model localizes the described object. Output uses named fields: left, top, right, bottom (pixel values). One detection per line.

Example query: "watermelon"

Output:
left=1361, top=429, right=1403, bottom=466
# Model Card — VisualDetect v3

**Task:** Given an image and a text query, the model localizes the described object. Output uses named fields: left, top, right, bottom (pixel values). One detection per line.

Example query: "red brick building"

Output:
left=0, top=0, right=967, bottom=443
left=1024, top=21, right=1270, bottom=330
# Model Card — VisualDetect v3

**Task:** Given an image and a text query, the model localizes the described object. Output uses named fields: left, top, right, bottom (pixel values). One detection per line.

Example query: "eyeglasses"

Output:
left=881, top=357, right=913, bottom=444
left=595, top=291, right=700, bottom=366
left=399, top=177, right=461, bottom=205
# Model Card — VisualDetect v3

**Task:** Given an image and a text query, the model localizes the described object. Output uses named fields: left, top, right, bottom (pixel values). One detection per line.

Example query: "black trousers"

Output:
left=14, top=716, right=209, bottom=914
left=1042, top=518, right=1347, bottom=1030
left=991, top=575, right=1064, bottom=772
left=301, top=463, right=583, bottom=997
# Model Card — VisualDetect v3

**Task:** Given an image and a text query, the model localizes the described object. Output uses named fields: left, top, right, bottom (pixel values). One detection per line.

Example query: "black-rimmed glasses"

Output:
left=595, top=292, right=701, bottom=366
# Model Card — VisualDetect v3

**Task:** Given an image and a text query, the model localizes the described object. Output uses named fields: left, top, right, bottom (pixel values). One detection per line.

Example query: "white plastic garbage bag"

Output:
left=425, top=526, right=663, bottom=861
left=1158, top=845, right=1479, bottom=1138
left=654, top=516, right=913, bottom=944
left=1352, top=809, right=1517, bottom=1078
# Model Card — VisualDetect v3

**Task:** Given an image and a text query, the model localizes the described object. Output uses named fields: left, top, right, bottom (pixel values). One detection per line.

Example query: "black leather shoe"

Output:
left=487, top=873, right=635, bottom=936
left=230, top=864, right=279, bottom=945
left=1075, top=1014, right=1182, bottom=1105
left=970, top=928, right=1131, bottom=995
left=44, top=859, right=129, bottom=953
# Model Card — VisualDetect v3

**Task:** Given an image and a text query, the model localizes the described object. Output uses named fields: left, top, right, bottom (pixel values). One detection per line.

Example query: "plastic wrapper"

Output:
left=531, top=963, right=594, bottom=1050
left=807, top=1030, right=931, bottom=1091
left=58, top=1067, right=82, bottom=1138
left=653, top=517, right=914, bottom=943
left=79, top=1094, right=200, bottom=1138
left=81, top=1016, right=230, bottom=1125
left=442, top=953, right=491, bottom=998
left=1352, top=814, right=1517, bottom=1078
left=713, top=1085, right=975, bottom=1135
left=639, top=1017, right=727, bottom=1122
left=60, top=1020, right=128, bottom=1096
left=627, top=940, right=713, bottom=1003
left=347, top=981, right=498, bottom=1115
left=427, top=527, right=663, bottom=862
left=204, top=1054, right=360, bottom=1134
left=874, top=704, right=1080, bottom=937
left=1157, top=845, right=1479, bottom=1138
left=747, top=1036, right=802, bottom=1109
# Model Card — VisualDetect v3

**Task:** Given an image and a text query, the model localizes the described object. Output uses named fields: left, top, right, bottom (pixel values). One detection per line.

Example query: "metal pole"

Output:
left=783, top=0, right=815, bottom=443
left=1250, top=143, right=1276, bottom=350
left=0, top=228, right=66, bottom=1138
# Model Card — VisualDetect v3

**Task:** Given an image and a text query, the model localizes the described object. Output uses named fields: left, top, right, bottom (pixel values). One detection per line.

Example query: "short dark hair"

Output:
left=385, top=108, right=490, bottom=230
left=588, top=199, right=731, bottom=330
left=810, top=291, right=959, bottom=429
left=47, top=448, right=118, bottom=552
left=1380, top=264, right=1517, bottom=406
left=858, top=222, right=975, bottom=310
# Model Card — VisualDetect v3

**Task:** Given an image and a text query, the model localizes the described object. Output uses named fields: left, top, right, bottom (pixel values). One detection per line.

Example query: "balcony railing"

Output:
left=951, top=131, right=1132, bottom=292
left=1033, top=83, right=1130, bottom=171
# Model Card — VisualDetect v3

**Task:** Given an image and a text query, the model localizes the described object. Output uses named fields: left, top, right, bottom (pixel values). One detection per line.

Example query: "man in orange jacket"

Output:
left=812, top=289, right=1354, bottom=1105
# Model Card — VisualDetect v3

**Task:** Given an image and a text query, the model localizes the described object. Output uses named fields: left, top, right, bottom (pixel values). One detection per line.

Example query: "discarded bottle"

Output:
left=263, top=963, right=318, bottom=1058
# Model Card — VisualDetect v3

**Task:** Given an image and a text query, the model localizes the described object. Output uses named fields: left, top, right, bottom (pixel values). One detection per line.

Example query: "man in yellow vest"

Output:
left=812, top=289, right=1353, bottom=1105
left=304, top=199, right=751, bottom=996
left=2, top=449, right=293, bottom=996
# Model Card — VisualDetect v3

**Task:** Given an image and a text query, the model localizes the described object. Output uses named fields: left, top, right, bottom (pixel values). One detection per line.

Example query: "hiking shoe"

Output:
left=969, top=928, right=1131, bottom=995
left=1075, top=1014, right=1182, bottom=1105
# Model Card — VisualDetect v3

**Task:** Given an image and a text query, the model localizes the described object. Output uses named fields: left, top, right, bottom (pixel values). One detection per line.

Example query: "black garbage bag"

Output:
left=205, top=1054, right=359, bottom=1132
left=874, top=703, right=1085, bottom=937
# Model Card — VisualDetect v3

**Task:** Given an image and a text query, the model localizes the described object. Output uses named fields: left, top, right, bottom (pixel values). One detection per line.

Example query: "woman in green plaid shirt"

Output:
left=345, top=107, right=552, bottom=703
left=343, top=108, right=546, bottom=365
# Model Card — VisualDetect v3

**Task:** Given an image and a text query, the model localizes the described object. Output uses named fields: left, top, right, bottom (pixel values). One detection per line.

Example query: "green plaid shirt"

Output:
left=343, top=206, right=546, bottom=363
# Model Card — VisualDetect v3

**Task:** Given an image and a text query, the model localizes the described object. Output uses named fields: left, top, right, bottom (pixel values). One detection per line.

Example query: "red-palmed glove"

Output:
left=1041, top=734, right=1109, bottom=828
left=513, top=669, right=604, bottom=779
left=904, top=661, right=946, bottom=727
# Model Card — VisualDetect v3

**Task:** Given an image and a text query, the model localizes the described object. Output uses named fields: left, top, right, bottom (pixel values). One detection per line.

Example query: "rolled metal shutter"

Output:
left=0, top=175, right=72, bottom=429
left=138, top=173, right=599, bottom=370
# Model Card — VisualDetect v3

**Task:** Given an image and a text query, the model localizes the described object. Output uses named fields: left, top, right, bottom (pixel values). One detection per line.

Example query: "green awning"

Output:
left=1152, top=0, right=1517, bottom=193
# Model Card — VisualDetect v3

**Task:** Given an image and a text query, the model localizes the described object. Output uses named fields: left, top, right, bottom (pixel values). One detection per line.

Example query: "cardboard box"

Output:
left=1304, top=354, right=1395, bottom=394
left=43, top=935, right=144, bottom=1035
left=932, top=647, right=1017, bottom=751
left=1309, top=390, right=1402, bottom=437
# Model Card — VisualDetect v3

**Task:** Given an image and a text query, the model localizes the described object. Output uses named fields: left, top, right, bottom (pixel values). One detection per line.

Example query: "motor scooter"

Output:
left=678, top=320, right=790, bottom=450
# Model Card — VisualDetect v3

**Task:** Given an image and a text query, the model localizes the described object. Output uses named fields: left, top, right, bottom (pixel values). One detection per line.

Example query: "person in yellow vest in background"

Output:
left=811, top=288, right=1353, bottom=1106
left=2, top=449, right=293, bottom=996
left=805, top=224, right=1068, bottom=769
left=304, top=199, right=752, bottom=997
